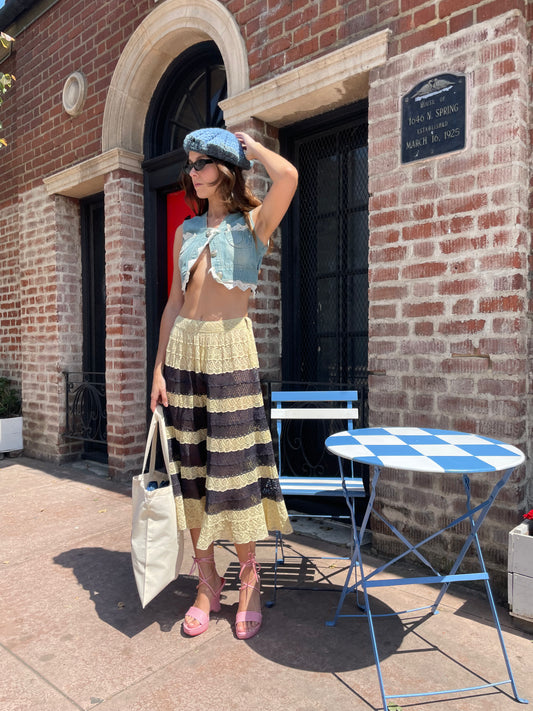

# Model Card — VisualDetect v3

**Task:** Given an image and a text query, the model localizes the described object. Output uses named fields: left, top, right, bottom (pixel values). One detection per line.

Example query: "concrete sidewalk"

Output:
left=0, top=456, right=531, bottom=711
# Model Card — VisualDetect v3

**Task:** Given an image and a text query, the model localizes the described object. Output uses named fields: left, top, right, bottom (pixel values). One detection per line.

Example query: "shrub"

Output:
left=0, top=377, right=22, bottom=418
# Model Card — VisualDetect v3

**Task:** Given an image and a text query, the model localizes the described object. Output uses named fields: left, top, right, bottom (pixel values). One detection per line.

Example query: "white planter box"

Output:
left=0, top=416, right=23, bottom=453
left=508, top=520, right=533, bottom=622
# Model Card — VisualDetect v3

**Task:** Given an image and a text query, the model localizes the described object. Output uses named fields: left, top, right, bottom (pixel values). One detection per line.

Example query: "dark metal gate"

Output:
left=281, top=102, right=369, bottom=390
left=278, top=104, right=370, bottom=517
left=64, top=195, right=107, bottom=458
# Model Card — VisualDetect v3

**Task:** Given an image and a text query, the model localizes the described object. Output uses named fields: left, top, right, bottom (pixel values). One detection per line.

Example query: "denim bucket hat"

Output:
left=183, top=128, right=251, bottom=170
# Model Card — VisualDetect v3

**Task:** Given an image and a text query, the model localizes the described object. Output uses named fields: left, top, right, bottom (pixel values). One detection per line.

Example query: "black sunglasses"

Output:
left=183, top=158, right=215, bottom=175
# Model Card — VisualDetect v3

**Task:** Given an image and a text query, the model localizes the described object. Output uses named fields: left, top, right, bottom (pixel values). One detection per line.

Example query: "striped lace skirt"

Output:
left=163, top=315, right=292, bottom=550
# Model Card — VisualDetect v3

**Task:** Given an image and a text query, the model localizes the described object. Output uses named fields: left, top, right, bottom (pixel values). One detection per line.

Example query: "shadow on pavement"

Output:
left=53, top=545, right=406, bottom=674
left=53, top=547, right=196, bottom=637
left=245, top=586, right=407, bottom=674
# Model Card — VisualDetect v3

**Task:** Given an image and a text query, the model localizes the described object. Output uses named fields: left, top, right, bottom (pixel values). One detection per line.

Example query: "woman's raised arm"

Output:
left=235, top=131, right=298, bottom=246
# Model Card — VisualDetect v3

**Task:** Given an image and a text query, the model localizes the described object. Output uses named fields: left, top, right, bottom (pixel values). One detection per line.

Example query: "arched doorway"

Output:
left=143, top=41, right=227, bottom=385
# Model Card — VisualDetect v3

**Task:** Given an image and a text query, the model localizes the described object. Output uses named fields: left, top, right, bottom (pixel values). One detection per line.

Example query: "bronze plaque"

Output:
left=401, top=74, right=466, bottom=164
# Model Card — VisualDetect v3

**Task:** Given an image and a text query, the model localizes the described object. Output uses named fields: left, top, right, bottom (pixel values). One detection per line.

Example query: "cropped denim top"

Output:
left=179, top=212, right=268, bottom=294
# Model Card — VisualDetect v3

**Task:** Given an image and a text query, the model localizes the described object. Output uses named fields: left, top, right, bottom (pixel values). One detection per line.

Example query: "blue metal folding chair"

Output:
left=267, top=390, right=366, bottom=606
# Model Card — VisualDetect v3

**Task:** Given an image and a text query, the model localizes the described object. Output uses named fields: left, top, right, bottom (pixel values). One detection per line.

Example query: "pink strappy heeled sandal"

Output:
left=183, top=555, right=225, bottom=637
left=235, top=552, right=262, bottom=640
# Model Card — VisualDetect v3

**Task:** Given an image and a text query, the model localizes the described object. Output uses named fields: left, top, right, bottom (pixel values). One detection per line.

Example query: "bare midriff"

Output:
left=179, top=246, right=251, bottom=321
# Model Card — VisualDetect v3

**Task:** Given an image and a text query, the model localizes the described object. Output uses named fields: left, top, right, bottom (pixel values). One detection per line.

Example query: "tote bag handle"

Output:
left=142, top=405, right=172, bottom=480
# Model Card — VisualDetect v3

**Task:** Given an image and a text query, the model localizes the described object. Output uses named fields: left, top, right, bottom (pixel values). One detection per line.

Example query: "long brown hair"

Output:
left=180, top=160, right=261, bottom=235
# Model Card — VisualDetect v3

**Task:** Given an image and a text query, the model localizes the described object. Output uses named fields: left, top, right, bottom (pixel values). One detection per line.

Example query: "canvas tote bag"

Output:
left=131, top=405, right=184, bottom=607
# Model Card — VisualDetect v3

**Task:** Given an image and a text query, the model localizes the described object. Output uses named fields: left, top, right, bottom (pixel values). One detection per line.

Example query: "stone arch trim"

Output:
left=102, top=0, right=250, bottom=154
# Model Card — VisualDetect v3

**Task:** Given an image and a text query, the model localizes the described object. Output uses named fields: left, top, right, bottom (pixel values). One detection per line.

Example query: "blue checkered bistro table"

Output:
left=325, top=427, right=528, bottom=709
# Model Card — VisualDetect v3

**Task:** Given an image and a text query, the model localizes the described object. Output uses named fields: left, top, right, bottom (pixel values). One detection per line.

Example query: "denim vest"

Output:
left=179, top=212, right=268, bottom=294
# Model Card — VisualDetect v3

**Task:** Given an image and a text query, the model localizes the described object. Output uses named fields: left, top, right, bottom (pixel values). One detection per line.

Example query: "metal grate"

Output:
left=296, top=121, right=369, bottom=385
left=63, top=372, right=107, bottom=444
left=278, top=108, right=369, bottom=517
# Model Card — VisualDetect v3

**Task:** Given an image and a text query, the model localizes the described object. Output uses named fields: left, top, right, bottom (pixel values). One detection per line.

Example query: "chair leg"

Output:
left=266, top=530, right=285, bottom=608
left=276, top=530, right=285, bottom=564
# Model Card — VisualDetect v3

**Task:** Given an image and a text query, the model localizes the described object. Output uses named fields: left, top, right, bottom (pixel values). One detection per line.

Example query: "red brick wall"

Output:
left=231, top=0, right=529, bottom=81
left=18, top=188, right=83, bottom=460
left=0, top=199, right=21, bottom=387
left=0, top=46, right=16, bottom=199
left=529, top=0, right=533, bottom=538
left=367, top=10, right=530, bottom=587
left=3, top=1, right=529, bottom=197
left=2, top=0, right=528, bottom=196
left=104, top=170, right=147, bottom=480
left=0, top=46, right=20, bottom=391
left=1, top=0, right=152, bottom=194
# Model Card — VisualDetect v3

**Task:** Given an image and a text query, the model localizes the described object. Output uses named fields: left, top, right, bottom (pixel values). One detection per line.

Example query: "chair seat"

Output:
left=279, top=476, right=364, bottom=497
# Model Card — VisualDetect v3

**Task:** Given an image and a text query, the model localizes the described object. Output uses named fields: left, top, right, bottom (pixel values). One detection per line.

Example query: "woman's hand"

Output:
left=150, top=369, right=168, bottom=412
left=235, top=131, right=261, bottom=161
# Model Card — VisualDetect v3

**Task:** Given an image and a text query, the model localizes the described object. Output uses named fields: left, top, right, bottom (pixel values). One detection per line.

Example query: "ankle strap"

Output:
left=190, top=554, right=214, bottom=569
left=239, top=552, right=261, bottom=585
left=189, top=555, right=218, bottom=593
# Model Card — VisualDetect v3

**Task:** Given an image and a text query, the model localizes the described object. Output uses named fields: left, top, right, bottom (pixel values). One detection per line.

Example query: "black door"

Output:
left=278, top=104, right=369, bottom=517
left=281, top=102, right=369, bottom=393
left=80, top=194, right=107, bottom=460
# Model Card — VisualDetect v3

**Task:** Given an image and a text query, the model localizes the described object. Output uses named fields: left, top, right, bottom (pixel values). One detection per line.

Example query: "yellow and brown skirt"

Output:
left=163, top=316, right=292, bottom=550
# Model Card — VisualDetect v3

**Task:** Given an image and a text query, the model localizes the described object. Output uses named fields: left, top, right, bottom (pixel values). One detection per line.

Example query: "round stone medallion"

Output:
left=62, top=71, right=87, bottom=116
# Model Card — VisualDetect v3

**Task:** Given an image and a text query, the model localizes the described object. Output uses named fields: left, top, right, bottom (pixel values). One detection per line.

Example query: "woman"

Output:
left=150, top=127, right=298, bottom=640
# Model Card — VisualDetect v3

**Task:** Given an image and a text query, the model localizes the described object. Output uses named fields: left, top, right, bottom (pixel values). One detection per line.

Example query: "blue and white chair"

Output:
left=267, top=390, right=366, bottom=606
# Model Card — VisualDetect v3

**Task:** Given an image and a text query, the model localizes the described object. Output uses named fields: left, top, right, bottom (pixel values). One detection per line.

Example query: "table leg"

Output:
left=327, top=463, right=380, bottom=626
left=329, top=463, right=528, bottom=707
left=431, top=468, right=511, bottom=612
left=430, top=470, right=527, bottom=704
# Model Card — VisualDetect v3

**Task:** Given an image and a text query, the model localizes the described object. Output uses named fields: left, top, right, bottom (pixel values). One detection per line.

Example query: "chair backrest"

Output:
left=271, top=390, right=359, bottom=478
